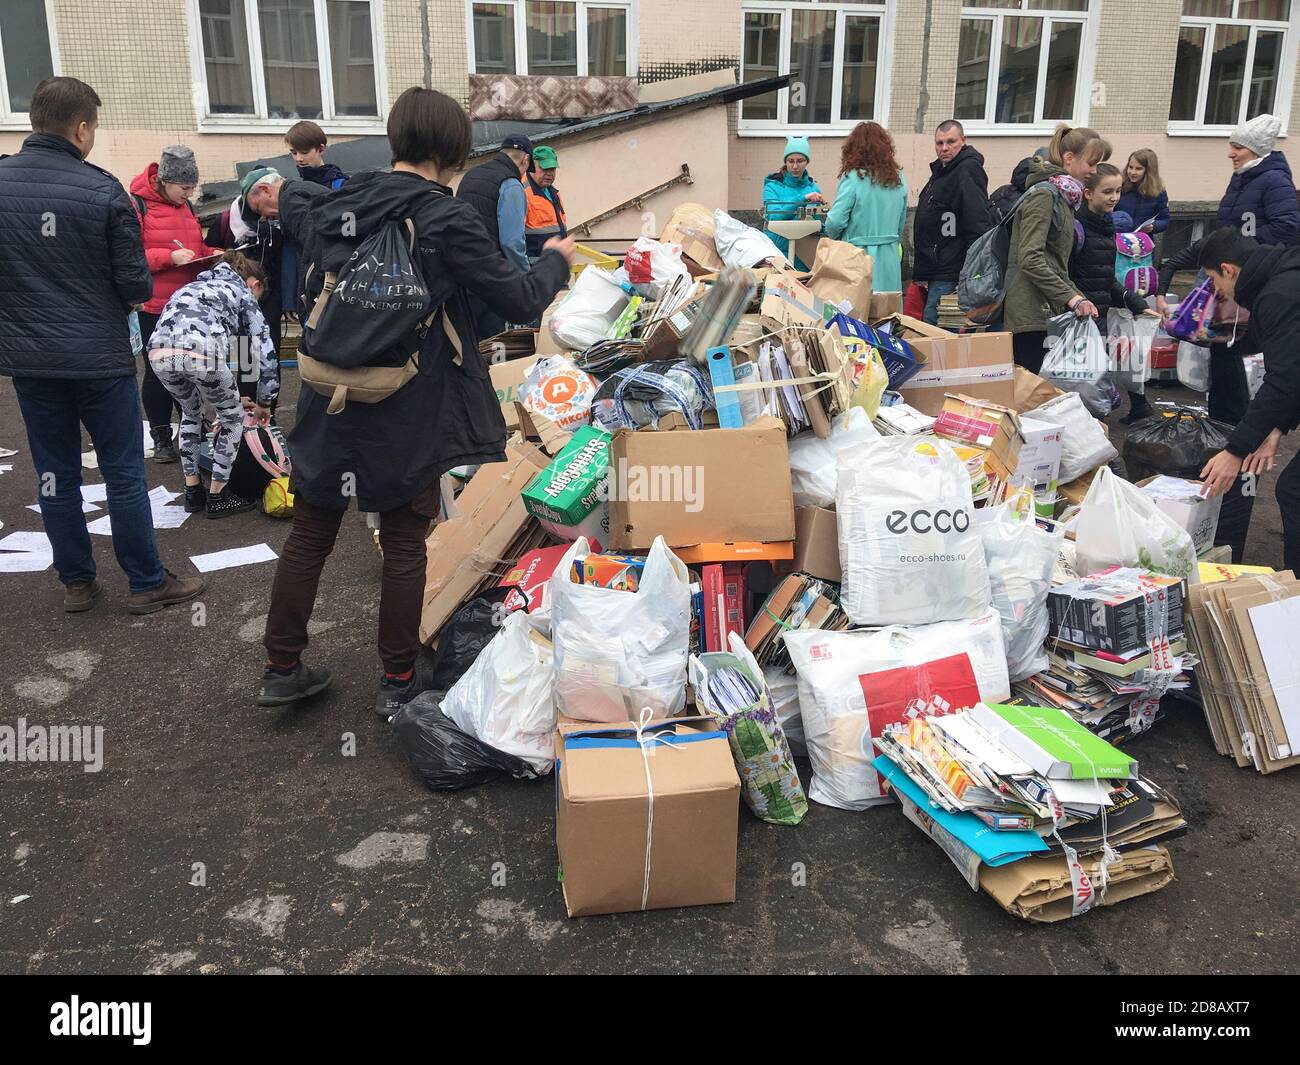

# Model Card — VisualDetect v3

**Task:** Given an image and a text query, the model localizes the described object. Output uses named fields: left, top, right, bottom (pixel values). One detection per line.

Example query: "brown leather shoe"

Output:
left=126, top=570, right=205, bottom=615
left=64, top=580, right=103, bottom=613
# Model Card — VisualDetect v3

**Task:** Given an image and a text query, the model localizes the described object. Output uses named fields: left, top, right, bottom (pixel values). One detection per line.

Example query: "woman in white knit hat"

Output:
left=1216, top=113, right=1298, bottom=245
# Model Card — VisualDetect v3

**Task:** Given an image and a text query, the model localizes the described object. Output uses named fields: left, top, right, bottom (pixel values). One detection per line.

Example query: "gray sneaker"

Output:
left=258, top=662, right=333, bottom=707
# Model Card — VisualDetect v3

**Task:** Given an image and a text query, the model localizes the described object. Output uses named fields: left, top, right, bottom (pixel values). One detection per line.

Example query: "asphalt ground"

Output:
left=1, top=367, right=1297, bottom=974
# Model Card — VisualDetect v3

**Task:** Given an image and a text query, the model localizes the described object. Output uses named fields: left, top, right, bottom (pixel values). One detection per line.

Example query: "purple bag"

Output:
left=1165, top=276, right=1216, bottom=343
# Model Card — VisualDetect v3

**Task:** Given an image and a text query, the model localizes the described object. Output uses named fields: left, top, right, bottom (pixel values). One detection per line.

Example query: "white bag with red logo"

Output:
left=836, top=436, right=991, bottom=626
left=621, top=237, right=691, bottom=298
left=783, top=611, right=1009, bottom=810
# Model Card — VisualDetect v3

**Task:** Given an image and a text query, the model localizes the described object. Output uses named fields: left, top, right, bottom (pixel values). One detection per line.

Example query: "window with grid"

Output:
left=468, top=1, right=633, bottom=77
left=1169, top=1, right=1295, bottom=129
left=954, top=1, right=1090, bottom=128
left=0, top=0, right=56, bottom=119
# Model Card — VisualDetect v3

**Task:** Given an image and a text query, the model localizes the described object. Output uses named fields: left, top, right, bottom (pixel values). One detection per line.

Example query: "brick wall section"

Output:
left=888, top=0, right=963, bottom=133
left=1091, top=0, right=1183, bottom=135
left=638, top=0, right=741, bottom=83
left=423, top=0, right=470, bottom=101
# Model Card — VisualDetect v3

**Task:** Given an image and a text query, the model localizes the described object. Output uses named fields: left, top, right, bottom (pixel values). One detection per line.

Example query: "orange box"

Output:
left=671, top=541, right=795, bottom=564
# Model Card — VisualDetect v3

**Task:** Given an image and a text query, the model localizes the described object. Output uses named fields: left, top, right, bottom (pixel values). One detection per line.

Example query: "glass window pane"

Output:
left=1238, top=1, right=1291, bottom=19
left=955, top=18, right=992, bottom=122
left=965, top=1, right=1022, bottom=8
left=587, top=7, right=627, bottom=77
left=1042, top=20, right=1080, bottom=120
left=1181, top=0, right=1232, bottom=14
left=1248, top=29, right=1282, bottom=118
left=0, top=0, right=55, bottom=113
left=1205, top=22, right=1248, bottom=126
left=841, top=15, right=879, bottom=121
left=789, top=8, right=835, bottom=125
left=741, top=11, right=781, bottom=121
left=1169, top=24, right=1205, bottom=121
left=473, top=3, right=516, bottom=74
left=995, top=16, right=1042, bottom=124
left=1026, top=0, right=1089, bottom=10
left=328, top=1, right=376, bottom=116
left=260, top=0, right=322, bottom=120
left=526, top=1, right=577, bottom=76
left=199, top=0, right=255, bottom=115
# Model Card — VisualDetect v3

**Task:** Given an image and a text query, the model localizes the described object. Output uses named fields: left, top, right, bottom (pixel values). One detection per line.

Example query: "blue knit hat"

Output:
left=784, top=135, right=811, bottom=163
left=1112, top=209, right=1135, bottom=233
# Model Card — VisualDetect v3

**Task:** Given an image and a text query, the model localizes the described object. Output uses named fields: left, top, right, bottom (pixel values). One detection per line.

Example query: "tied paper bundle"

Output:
left=689, top=631, right=808, bottom=826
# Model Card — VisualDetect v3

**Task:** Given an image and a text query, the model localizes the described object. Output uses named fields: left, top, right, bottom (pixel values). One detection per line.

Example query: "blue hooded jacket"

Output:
left=1217, top=151, right=1300, bottom=246
left=763, top=168, right=822, bottom=261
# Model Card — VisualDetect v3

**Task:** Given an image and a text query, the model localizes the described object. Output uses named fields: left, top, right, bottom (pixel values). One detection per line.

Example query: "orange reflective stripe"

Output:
left=524, top=185, right=565, bottom=232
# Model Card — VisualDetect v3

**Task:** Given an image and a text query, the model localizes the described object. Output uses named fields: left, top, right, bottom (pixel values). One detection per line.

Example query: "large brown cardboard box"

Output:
left=606, top=416, right=796, bottom=550
left=489, top=355, right=540, bottom=430
left=933, top=393, right=1024, bottom=483
left=792, top=505, right=841, bottom=582
left=555, top=715, right=740, bottom=917
left=979, top=845, right=1175, bottom=923
left=659, top=202, right=725, bottom=273
left=901, top=332, right=1015, bottom=416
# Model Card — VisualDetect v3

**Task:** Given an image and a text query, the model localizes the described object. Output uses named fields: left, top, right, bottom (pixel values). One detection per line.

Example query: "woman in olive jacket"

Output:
left=1003, top=125, right=1108, bottom=373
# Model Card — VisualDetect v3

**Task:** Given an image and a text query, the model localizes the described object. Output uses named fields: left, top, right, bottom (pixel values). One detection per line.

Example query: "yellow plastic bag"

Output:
left=843, top=339, right=888, bottom=419
left=263, top=476, right=294, bottom=518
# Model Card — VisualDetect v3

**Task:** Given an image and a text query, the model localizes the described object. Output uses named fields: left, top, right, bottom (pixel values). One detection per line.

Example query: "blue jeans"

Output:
left=13, top=374, right=166, bottom=593
left=922, top=279, right=957, bottom=327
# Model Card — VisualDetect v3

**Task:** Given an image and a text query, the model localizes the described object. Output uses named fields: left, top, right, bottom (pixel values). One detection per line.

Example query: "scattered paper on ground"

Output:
left=80, top=484, right=108, bottom=502
left=0, top=447, right=16, bottom=458
left=81, top=451, right=98, bottom=469
left=0, top=530, right=54, bottom=573
left=28, top=501, right=100, bottom=514
left=86, top=485, right=187, bottom=535
left=190, top=543, right=278, bottom=573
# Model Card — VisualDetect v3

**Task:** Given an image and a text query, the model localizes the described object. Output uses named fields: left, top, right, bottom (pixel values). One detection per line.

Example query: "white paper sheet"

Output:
left=0, top=447, right=16, bottom=458
left=81, top=451, right=98, bottom=469
left=28, top=501, right=100, bottom=514
left=189, top=543, right=278, bottom=573
left=1247, top=597, right=1300, bottom=756
left=80, top=483, right=109, bottom=502
left=0, top=464, right=13, bottom=476
left=0, top=530, right=53, bottom=573
left=86, top=486, right=187, bottom=534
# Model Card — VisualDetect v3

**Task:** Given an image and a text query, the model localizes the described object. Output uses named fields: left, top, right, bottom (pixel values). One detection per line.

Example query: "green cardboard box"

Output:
left=521, top=425, right=611, bottom=548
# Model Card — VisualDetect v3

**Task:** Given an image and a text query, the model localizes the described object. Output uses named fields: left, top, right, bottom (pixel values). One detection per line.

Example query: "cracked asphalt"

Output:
left=1, top=370, right=1297, bottom=974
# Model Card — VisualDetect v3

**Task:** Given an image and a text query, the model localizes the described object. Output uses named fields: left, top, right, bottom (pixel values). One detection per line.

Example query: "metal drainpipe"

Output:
left=421, top=0, right=433, bottom=89
left=915, top=0, right=933, bottom=134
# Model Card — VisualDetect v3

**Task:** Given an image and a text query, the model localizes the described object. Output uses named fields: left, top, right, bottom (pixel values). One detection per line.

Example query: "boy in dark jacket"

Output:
left=0, top=77, right=203, bottom=615
left=1199, top=227, right=1300, bottom=571
left=285, top=120, right=348, bottom=190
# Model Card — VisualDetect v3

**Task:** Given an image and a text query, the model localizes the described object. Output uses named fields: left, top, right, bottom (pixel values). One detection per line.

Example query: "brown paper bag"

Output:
left=805, top=238, right=873, bottom=320
left=1012, top=366, right=1064, bottom=413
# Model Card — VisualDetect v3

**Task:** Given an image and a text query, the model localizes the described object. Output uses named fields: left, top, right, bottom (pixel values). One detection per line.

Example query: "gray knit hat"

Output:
left=1229, top=114, right=1281, bottom=159
left=158, top=144, right=199, bottom=186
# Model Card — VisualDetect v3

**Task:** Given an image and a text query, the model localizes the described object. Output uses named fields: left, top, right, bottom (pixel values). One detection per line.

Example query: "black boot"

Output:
left=206, top=489, right=257, bottom=519
left=257, top=662, right=333, bottom=707
left=184, top=483, right=208, bottom=513
left=152, top=426, right=178, bottom=464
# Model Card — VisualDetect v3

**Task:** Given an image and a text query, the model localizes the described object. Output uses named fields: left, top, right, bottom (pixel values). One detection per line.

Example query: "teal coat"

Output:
left=824, top=168, right=909, bottom=292
left=763, top=169, right=822, bottom=265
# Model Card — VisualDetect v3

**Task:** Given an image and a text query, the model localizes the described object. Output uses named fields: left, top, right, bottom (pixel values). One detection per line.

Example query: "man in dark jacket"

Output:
left=912, top=120, right=995, bottom=326
left=1199, top=227, right=1300, bottom=571
left=0, top=77, right=203, bottom=615
left=456, top=133, right=533, bottom=338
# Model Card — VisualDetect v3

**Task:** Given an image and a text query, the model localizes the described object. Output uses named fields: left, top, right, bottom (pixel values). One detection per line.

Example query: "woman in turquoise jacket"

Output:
left=763, top=135, right=825, bottom=269
left=824, top=122, right=909, bottom=292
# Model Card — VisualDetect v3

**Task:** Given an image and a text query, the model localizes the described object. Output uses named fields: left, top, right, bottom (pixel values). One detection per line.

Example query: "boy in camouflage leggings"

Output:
left=148, top=252, right=279, bottom=517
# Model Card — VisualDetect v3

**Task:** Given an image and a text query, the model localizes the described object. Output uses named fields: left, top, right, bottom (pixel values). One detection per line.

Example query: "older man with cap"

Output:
left=524, top=145, right=568, bottom=265
left=457, top=132, right=534, bottom=336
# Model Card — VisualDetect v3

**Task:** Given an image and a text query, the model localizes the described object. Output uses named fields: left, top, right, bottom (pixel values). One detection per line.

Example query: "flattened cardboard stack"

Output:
left=1185, top=569, right=1300, bottom=773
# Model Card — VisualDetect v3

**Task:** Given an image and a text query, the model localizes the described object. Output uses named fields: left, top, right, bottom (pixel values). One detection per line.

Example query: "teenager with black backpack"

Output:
left=257, top=87, right=575, bottom=717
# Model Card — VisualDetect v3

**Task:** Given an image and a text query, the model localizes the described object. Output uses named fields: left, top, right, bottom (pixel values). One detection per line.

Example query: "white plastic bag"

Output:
left=788, top=407, right=880, bottom=508
left=1176, top=340, right=1211, bottom=392
left=1041, top=311, right=1113, bottom=416
left=1107, top=308, right=1158, bottom=395
left=975, top=502, right=1065, bottom=681
left=518, top=356, right=598, bottom=433
left=622, top=237, right=691, bottom=299
left=764, top=665, right=804, bottom=758
left=550, top=535, right=691, bottom=721
left=837, top=436, right=991, bottom=626
left=549, top=266, right=629, bottom=351
left=783, top=610, right=1010, bottom=810
left=713, top=208, right=787, bottom=269
left=1025, top=391, right=1117, bottom=484
left=1074, top=467, right=1198, bottom=581
left=441, top=610, right=557, bottom=775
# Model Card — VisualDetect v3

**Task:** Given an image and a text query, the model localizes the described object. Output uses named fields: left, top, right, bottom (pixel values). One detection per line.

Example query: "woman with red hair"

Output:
left=824, top=122, right=909, bottom=292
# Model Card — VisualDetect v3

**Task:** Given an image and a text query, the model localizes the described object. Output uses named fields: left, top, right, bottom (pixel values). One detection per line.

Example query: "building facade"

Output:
left=1, top=0, right=1297, bottom=212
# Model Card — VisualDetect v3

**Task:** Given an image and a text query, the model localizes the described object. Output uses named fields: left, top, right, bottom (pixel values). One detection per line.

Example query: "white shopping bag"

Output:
left=1074, top=467, right=1198, bottom=582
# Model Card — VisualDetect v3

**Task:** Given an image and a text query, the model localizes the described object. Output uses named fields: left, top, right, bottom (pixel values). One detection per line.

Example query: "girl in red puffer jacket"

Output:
left=129, top=145, right=219, bottom=462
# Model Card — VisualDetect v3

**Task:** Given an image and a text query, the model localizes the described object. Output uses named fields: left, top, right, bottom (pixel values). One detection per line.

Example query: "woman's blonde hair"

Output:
left=1048, top=124, right=1107, bottom=167
left=1123, top=148, right=1165, bottom=198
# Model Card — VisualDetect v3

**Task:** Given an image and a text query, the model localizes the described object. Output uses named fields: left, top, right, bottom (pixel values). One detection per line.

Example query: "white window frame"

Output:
left=465, top=0, right=639, bottom=77
left=953, top=1, right=1097, bottom=136
left=184, top=0, right=389, bottom=133
left=737, top=1, right=894, bottom=136
left=0, top=0, right=61, bottom=130
left=1167, top=1, right=1297, bottom=137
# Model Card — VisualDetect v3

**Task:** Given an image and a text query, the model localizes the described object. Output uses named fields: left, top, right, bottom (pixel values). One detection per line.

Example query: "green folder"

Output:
left=970, top=703, right=1138, bottom=780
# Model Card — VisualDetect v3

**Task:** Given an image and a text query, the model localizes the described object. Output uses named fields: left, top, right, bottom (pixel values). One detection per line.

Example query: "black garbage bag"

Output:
left=1122, top=404, right=1234, bottom=482
left=428, top=587, right=515, bottom=692
left=391, top=691, right=534, bottom=791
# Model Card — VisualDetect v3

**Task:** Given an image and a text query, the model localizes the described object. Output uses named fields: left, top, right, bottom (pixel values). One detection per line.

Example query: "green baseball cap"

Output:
left=532, top=145, right=558, bottom=170
left=239, top=166, right=282, bottom=198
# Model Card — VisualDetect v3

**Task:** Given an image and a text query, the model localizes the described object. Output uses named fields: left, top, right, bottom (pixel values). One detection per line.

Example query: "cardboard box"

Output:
left=490, top=355, right=541, bottom=430
left=659, top=202, right=724, bottom=273
left=901, top=332, right=1015, bottom=416
left=979, top=845, right=1175, bottom=923
left=1014, top=415, right=1063, bottom=498
left=933, top=393, right=1024, bottom=483
left=1048, top=567, right=1186, bottom=654
left=673, top=540, right=794, bottom=564
left=555, top=716, right=740, bottom=917
left=792, top=506, right=841, bottom=582
left=521, top=425, right=611, bottom=546
left=869, top=291, right=902, bottom=319
left=606, top=416, right=796, bottom=551
left=760, top=272, right=829, bottom=330
left=888, top=313, right=950, bottom=340
left=1139, top=476, right=1223, bottom=555
left=420, top=444, right=550, bottom=644
left=499, top=543, right=571, bottom=614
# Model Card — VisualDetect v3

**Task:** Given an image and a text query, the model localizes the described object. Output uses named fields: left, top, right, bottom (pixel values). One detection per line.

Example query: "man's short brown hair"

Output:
left=285, top=120, right=328, bottom=153
left=386, top=87, right=471, bottom=171
left=29, top=77, right=101, bottom=138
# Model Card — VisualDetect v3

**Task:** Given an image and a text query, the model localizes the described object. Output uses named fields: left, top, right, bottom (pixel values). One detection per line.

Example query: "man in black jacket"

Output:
left=0, top=78, right=203, bottom=615
left=912, top=120, right=995, bottom=326
left=1199, top=227, right=1300, bottom=571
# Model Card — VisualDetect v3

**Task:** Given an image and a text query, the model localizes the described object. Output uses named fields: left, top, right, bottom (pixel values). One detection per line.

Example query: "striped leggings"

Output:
left=147, top=349, right=244, bottom=484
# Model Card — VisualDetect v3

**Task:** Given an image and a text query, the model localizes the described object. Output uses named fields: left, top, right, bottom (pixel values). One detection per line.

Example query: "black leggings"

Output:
left=137, top=311, right=179, bottom=431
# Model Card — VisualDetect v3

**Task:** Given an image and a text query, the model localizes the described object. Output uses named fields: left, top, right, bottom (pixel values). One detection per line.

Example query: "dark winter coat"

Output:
left=456, top=152, right=524, bottom=251
left=279, top=169, right=569, bottom=512
left=297, top=161, right=347, bottom=189
left=1225, top=244, right=1300, bottom=456
left=0, top=133, right=152, bottom=380
left=1216, top=152, right=1300, bottom=246
left=912, top=145, right=995, bottom=282
left=1116, top=188, right=1170, bottom=234
left=1069, top=207, right=1149, bottom=315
